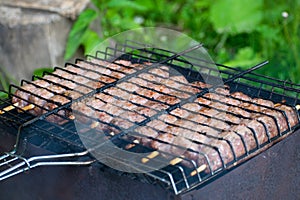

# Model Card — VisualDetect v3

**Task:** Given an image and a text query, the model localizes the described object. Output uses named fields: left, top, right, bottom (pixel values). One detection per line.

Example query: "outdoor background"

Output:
left=65, top=0, right=300, bottom=81
left=1, top=0, right=299, bottom=97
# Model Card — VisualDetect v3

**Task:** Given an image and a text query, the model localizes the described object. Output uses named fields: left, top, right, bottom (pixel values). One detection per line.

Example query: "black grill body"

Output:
left=0, top=41, right=299, bottom=197
left=0, top=127, right=299, bottom=200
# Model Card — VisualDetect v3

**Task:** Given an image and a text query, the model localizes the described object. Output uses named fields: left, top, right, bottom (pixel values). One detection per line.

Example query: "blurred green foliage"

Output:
left=0, top=67, right=53, bottom=98
left=32, top=68, right=54, bottom=78
left=0, top=67, right=17, bottom=99
left=66, top=0, right=299, bottom=83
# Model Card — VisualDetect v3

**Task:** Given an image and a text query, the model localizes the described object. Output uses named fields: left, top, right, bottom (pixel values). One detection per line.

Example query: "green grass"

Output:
left=65, top=0, right=300, bottom=84
left=1, top=0, right=299, bottom=95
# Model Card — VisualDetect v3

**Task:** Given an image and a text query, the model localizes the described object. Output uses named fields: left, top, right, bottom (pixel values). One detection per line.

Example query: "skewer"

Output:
left=147, top=151, right=159, bottom=159
left=141, top=151, right=159, bottom=163
left=141, top=152, right=206, bottom=174
left=169, top=156, right=184, bottom=165
left=125, top=139, right=140, bottom=150
left=0, top=103, right=35, bottom=114
left=274, top=103, right=281, bottom=107
left=274, top=100, right=287, bottom=107
left=190, top=164, right=207, bottom=176
left=0, top=103, right=19, bottom=114
left=141, top=158, right=150, bottom=163
left=90, top=121, right=99, bottom=129
left=0, top=101, right=78, bottom=121
left=141, top=151, right=186, bottom=166
left=21, top=104, right=35, bottom=111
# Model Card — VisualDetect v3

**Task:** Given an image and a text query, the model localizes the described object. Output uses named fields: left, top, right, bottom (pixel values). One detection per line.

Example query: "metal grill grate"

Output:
left=0, top=41, right=299, bottom=194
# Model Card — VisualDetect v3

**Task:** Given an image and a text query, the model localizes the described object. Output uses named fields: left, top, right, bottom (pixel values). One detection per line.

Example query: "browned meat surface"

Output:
left=12, top=84, right=37, bottom=108
left=10, top=59, right=299, bottom=174
left=276, top=104, right=299, bottom=127
left=28, top=88, right=55, bottom=115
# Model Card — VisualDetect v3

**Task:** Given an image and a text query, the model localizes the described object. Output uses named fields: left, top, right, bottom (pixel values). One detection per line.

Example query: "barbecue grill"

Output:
left=0, top=40, right=299, bottom=197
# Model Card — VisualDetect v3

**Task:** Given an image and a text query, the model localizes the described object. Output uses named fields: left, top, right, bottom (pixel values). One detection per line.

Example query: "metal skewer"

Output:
left=190, top=164, right=207, bottom=176
left=0, top=103, right=20, bottom=114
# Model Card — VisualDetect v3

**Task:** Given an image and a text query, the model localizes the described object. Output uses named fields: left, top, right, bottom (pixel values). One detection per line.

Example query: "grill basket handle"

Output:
left=0, top=151, right=94, bottom=181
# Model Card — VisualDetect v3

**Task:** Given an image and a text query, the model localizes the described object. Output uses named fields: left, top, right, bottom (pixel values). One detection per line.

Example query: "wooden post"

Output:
left=0, top=0, right=89, bottom=83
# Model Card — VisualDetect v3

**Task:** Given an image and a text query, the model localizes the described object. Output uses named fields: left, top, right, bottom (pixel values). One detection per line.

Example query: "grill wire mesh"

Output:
left=0, top=40, right=300, bottom=194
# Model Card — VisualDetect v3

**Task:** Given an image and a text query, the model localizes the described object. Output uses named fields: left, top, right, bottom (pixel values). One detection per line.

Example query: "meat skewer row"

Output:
left=137, top=122, right=247, bottom=173
left=169, top=101, right=259, bottom=150
left=5, top=76, right=76, bottom=115
left=26, top=69, right=96, bottom=114
left=131, top=116, right=219, bottom=167
left=70, top=79, right=196, bottom=137
left=83, top=58, right=138, bottom=75
left=131, top=96, right=299, bottom=173
left=138, top=124, right=228, bottom=173
left=230, top=93, right=295, bottom=135
left=170, top=105, right=259, bottom=153
left=4, top=60, right=300, bottom=155
left=72, top=87, right=174, bottom=128
left=65, top=84, right=155, bottom=126
left=21, top=76, right=101, bottom=118
left=135, top=125, right=207, bottom=168
left=198, top=89, right=296, bottom=138
left=76, top=60, right=126, bottom=79
left=12, top=59, right=154, bottom=113
left=5, top=78, right=298, bottom=139
left=230, top=92, right=295, bottom=129
left=44, top=79, right=112, bottom=123
left=61, top=84, right=183, bottom=134
left=57, top=84, right=158, bottom=126
left=228, top=90, right=297, bottom=128
left=128, top=77, right=195, bottom=100
left=196, top=96, right=270, bottom=148
left=4, top=87, right=300, bottom=173
left=9, top=59, right=140, bottom=112
left=9, top=66, right=125, bottom=117
left=37, top=90, right=298, bottom=166
left=9, top=61, right=190, bottom=117
left=11, top=75, right=61, bottom=109
left=5, top=80, right=300, bottom=156
left=11, top=66, right=88, bottom=110
left=98, top=70, right=203, bottom=115
left=5, top=76, right=106, bottom=121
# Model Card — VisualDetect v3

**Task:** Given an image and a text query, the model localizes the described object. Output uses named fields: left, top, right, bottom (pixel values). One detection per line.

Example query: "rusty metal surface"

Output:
left=181, top=129, right=300, bottom=200
left=0, top=128, right=177, bottom=200
left=0, top=127, right=299, bottom=200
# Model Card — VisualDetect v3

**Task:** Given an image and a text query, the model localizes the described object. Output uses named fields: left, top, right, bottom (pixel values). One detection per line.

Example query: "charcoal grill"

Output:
left=0, top=40, right=299, bottom=196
